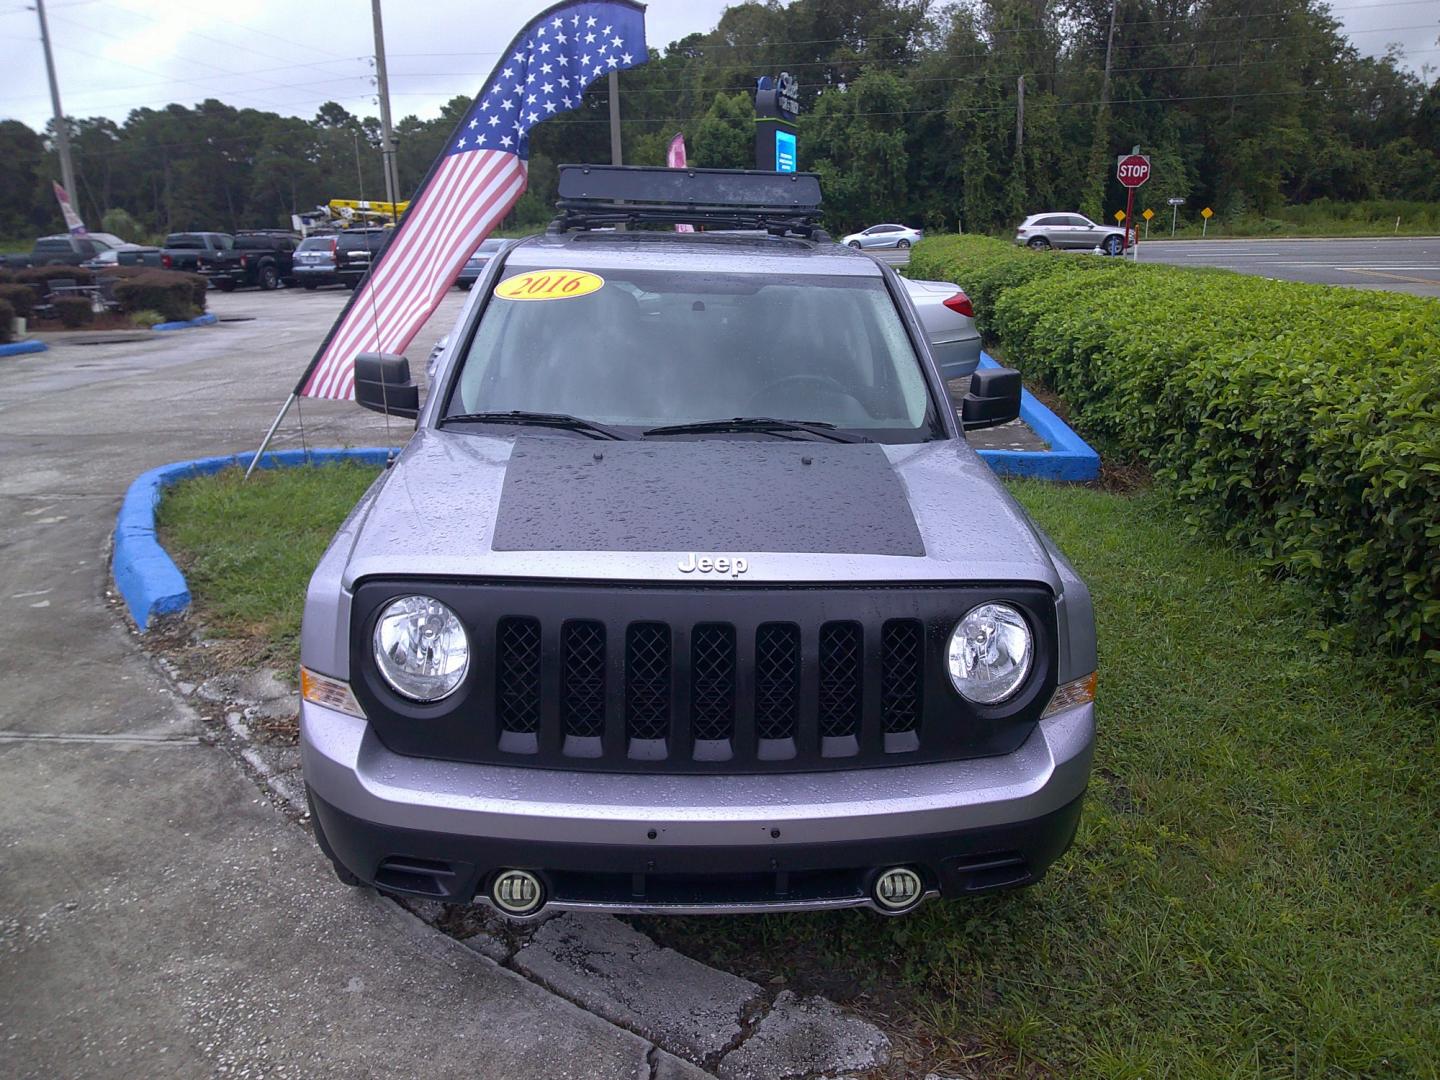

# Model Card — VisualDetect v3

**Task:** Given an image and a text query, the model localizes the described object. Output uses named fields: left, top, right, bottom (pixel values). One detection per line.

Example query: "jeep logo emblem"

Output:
left=677, top=553, right=748, bottom=577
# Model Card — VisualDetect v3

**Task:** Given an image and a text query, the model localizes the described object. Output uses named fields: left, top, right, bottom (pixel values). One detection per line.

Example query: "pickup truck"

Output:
left=194, top=231, right=299, bottom=290
left=2, top=232, right=130, bottom=269
left=117, top=232, right=238, bottom=273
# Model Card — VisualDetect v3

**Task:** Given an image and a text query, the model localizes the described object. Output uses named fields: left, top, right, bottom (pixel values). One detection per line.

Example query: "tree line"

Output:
left=2, top=0, right=1435, bottom=241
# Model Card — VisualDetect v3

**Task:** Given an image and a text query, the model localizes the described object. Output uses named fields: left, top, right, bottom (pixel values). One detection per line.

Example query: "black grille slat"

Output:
left=818, top=622, right=863, bottom=738
left=562, top=621, right=606, bottom=738
left=880, top=619, right=924, bottom=734
left=754, top=623, right=800, bottom=741
left=691, top=624, right=736, bottom=742
left=626, top=623, right=671, bottom=741
left=496, top=617, right=541, bottom=734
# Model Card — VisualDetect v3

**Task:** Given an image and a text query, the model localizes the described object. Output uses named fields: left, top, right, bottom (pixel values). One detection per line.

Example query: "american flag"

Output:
left=296, top=0, right=648, bottom=400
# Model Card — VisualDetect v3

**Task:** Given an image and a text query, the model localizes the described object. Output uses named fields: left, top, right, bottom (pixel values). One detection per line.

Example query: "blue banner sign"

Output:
left=775, top=130, right=796, bottom=173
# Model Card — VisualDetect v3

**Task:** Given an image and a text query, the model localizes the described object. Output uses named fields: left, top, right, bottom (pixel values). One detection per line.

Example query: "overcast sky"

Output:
left=1, top=0, right=1435, bottom=132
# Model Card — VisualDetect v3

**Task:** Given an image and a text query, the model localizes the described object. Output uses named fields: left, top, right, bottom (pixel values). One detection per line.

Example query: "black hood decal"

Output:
left=492, top=438, right=925, bottom=556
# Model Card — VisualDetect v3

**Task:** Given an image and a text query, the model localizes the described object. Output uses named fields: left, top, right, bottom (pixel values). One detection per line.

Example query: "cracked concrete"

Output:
left=716, top=992, right=891, bottom=1080
left=514, top=913, right=767, bottom=1063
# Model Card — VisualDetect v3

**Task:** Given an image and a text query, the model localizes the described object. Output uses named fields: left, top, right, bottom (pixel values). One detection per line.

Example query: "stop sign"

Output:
left=1117, top=154, right=1151, bottom=188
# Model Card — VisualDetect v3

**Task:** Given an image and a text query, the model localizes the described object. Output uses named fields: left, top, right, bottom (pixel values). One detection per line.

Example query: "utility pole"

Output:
left=607, top=70, right=623, bottom=165
left=370, top=0, right=400, bottom=215
left=34, top=0, right=78, bottom=211
left=1015, top=74, right=1025, bottom=158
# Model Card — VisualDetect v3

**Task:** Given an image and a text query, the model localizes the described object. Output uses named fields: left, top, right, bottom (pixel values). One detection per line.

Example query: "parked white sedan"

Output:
left=902, top=277, right=982, bottom=383
left=841, top=223, right=924, bottom=250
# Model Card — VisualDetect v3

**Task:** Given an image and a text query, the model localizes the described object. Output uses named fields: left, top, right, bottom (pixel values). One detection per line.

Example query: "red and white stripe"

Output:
left=301, top=151, right=527, bottom=400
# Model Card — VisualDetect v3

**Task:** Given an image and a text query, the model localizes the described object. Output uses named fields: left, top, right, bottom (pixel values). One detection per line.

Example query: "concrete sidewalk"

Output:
left=0, top=290, right=698, bottom=1078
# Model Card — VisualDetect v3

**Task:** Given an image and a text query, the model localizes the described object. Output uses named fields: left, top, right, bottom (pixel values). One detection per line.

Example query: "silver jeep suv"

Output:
left=299, top=166, right=1096, bottom=919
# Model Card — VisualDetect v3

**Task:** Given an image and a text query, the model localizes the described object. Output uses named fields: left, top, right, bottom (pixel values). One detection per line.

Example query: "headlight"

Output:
left=372, top=595, right=469, bottom=702
left=946, top=602, right=1032, bottom=704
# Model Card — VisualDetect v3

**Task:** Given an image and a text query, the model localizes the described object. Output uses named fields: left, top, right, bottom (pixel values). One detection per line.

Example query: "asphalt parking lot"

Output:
left=1136, top=236, right=1440, bottom=298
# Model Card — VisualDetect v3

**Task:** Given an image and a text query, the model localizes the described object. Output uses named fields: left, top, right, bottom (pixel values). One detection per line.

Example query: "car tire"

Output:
left=1104, top=235, right=1122, bottom=256
left=302, top=282, right=318, bottom=291
left=215, top=279, right=236, bottom=292
left=258, top=264, right=279, bottom=290
left=848, top=240, right=861, bottom=249
left=897, top=239, right=911, bottom=249
left=456, top=281, right=472, bottom=291
left=1027, top=237, right=1052, bottom=250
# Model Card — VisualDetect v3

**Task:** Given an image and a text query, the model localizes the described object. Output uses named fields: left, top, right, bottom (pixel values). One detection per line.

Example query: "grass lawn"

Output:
left=157, top=466, right=1438, bottom=1077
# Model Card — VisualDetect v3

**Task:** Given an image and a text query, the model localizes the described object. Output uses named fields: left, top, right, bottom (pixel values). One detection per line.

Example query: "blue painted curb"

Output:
left=0, top=339, right=47, bottom=356
left=113, top=447, right=392, bottom=631
left=153, top=312, right=218, bottom=332
left=973, top=352, right=1100, bottom=482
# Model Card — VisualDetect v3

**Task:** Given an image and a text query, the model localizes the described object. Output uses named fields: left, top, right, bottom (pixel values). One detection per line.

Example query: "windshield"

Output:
left=446, top=267, right=938, bottom=441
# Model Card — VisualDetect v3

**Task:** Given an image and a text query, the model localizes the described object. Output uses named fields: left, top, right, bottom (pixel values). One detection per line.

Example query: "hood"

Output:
left=339, top=428, right=1060, bottom=591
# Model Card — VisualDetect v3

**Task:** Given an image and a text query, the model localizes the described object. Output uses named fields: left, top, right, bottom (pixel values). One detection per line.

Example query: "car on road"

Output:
left=153, top=232, right=235, bottom=273
left=80, top=242, right=156, bottom=270
left=300, top=166, right=1096, bottom=922
left=292, top=229, right=388, bottom=289
left=196, top=231, right=300, bottom=291
left=1015, top=213, right=1126, bottom=255
left=456, top=238, right=507, bottom=289
left=840, top=223, right=924, bottom=250
left=901, top=277, right=981, bottom=382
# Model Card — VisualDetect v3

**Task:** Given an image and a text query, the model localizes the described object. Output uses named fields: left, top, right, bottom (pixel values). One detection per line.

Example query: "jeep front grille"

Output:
left=351, top=581, right=1057, bottom=775
left=492, top=615, right=923, bottom=763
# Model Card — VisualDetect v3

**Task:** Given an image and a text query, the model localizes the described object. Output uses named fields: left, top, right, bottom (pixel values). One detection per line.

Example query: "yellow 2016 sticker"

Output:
left=494, top=269, right=604, bottom=301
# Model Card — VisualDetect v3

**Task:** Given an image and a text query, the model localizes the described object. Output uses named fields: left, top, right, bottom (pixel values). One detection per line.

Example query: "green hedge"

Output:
left=110, top=270, right=206, bottom=321
left=53, top=296, right=94, bottom=328
left=0, top=283, right=35, bottom=319
left=909, top=235, right=1440, bottom=672
left=0, top=297, right=13, bottom=343
left=14, top=265, right=95, bottom=290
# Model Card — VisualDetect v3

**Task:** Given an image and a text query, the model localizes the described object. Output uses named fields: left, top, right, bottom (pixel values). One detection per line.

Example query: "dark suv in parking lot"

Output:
left=293, top=229, right=389, bottom=289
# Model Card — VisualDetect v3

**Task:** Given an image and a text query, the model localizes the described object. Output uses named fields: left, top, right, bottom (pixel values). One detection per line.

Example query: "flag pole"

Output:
left=244, top=393, right=297, bottom=479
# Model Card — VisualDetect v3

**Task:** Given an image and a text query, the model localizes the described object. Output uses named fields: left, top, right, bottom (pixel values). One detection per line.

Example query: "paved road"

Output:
left=1135, top=237, right=1440, bottom=298
left=0, top=288, right=702, bottom=1079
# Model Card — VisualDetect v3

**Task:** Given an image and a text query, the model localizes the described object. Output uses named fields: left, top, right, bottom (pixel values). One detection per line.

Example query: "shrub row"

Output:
left=908, top=235, right=1440, bottom=672
left=0, top=297, right=12, bottom=343
left=0, top=282, right=35, bottom=319
left=105, top=268, right=207, bottom=321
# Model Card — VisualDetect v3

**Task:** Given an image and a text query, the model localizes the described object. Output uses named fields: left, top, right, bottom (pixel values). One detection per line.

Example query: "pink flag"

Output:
left=667, top=132, right=695, bottom=233
left=53, top=181, right=87, bottom=236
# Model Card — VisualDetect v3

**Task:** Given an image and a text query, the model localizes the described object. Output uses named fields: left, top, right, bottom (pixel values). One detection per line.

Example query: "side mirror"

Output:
left=960, top=366, right=1022, bottom=431
left=354, top=352, right=419, bottom=419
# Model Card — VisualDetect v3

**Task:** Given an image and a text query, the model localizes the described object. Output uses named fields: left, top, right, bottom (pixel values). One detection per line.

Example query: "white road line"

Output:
left=1334, top=265, right=1440, bottom=271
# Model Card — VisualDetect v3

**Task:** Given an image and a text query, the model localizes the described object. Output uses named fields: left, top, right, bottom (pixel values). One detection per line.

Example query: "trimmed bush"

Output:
left=910, top=234, right=1440, bottom=673
left=15, top=265, right=95, bottom=291
left=53, top=296, right=94, bottom=328
left=0, top=297, right=13, bottom=343
left=0, top=268, right=14, bottom=284
left=0, top=282, right=36, bottom=319
left=111, top=270, right=203, bottom=321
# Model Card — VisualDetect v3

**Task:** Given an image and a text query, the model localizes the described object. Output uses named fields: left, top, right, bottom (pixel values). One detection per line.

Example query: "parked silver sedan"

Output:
left=902, top=277, right=982, bottom=382
left=841, top=223, right=924, bottom=250
left=1015, top=213, right=1127, bottom=255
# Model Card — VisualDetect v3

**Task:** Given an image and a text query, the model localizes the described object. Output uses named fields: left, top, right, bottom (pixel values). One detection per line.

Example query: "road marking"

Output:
left=0, top=731, right=201, bottom=745
left=1334, top=267, right=1440, bottom=285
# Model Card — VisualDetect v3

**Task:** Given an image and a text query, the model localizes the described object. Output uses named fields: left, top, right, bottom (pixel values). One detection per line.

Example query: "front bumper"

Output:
left=302, top=701, right=1094, bottom=915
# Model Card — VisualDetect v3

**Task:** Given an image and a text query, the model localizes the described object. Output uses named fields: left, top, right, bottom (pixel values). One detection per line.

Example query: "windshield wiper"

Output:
left=642, top=417, right=870, bottom=443
left=441, top=410, right=629, bottom=440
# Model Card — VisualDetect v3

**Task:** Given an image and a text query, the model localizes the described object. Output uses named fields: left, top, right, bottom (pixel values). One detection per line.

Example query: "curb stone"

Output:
left=514, top=913, right=767, bottom=1063
left=0, top=339, right=47, bottom=356
left=153, top=312, right=219, bottom=331
left=716, top=991, right=890, bottom=1080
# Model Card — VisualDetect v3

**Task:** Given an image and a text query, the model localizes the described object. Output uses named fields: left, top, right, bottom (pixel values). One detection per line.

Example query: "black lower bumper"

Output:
left=308, top=787, right=1084, bottom=913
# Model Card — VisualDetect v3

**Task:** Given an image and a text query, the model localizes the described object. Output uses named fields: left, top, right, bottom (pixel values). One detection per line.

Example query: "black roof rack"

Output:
left=551, top=164, right=827, bottom=239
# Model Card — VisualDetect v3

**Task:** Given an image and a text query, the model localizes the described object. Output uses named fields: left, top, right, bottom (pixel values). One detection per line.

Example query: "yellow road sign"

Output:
left=1201, top=206, right=1214, bottom=219
left=1142, top=208, right=1155, bottom=221
left=1114, top=210, right=1126, bottom=222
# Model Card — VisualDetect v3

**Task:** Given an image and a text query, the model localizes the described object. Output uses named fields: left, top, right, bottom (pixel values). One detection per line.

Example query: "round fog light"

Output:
left=873, top=867, right=925, bottom=913
left=490, top=869, right=546, bottom=916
